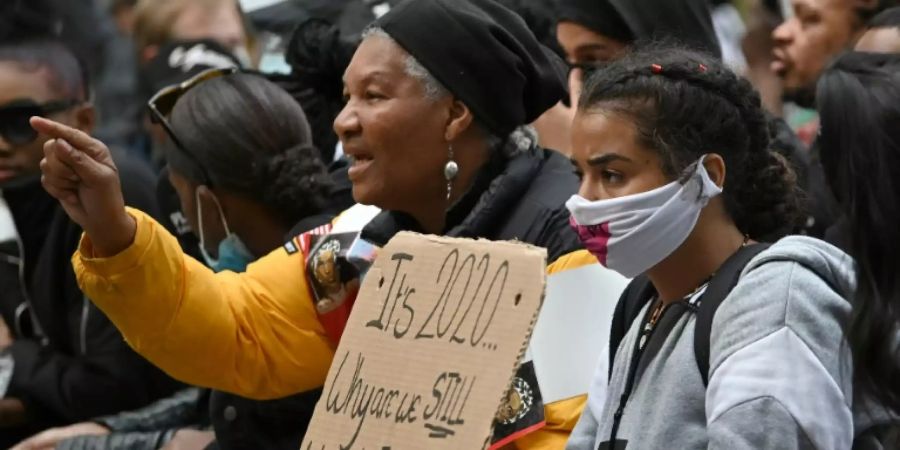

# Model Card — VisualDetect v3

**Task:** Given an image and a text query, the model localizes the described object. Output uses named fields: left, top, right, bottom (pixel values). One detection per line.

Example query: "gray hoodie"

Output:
left=567, top=236, right=862, bottom=450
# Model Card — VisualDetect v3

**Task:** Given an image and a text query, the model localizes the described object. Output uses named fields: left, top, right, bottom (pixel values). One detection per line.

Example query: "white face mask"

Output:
left=566, top=156, right=723, bottom=278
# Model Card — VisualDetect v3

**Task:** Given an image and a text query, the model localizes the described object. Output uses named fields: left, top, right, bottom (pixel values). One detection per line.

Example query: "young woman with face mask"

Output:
left=160, top=71, right=334, bottom=273
left=565, top=45, right=860, bottom=449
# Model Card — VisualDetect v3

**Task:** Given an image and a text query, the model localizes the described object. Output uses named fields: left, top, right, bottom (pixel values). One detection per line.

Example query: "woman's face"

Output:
left=556, top=21, right=628, bottom=106
left=570, top=109, right=669, bottom=201
left=335, top=35, right=453, bottom=211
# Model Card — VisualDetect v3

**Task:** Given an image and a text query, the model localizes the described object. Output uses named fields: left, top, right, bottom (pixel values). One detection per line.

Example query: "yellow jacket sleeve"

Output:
left=73, top=208, right=334, bottom=399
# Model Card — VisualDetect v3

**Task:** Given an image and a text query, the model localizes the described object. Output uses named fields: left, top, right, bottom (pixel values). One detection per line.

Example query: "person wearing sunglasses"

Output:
left=555, top=0, right=721, bottom=108
left=34, top=0, right=634, bottom=447
left=0, top=33, right=183, bottom=446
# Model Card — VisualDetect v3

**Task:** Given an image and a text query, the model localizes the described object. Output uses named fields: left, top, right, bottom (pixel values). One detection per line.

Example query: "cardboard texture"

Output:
left=302, top=232, right=547, bottom=450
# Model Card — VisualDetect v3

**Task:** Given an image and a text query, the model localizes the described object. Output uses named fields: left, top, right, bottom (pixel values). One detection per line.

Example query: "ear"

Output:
left=443, top=99, right=475, bottom=142
left=703, top=153, right=727, bottom=188
left=73, top=104, right=96, bottom=135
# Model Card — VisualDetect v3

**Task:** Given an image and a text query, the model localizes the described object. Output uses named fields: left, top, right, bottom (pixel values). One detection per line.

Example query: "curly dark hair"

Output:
left=168, top=73, right=333, bottom=227
left=579, top=44, right=803, bottom=241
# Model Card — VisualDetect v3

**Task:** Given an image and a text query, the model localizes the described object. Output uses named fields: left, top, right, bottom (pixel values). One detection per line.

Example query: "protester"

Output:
left=771, top=0, right=897, bottom=108
left=856, top=6, right=900, bottom=53
left=14, top=71, right=338, bottom=450
left=817, top=51, right=900, bottom=441
left=555, top=0, right=721, bottom=106
left=772, top=0, right=899, bottom=238
left=554, top=0, right=810, bottom=234
left=564, top=45, right=858, bottom=449
left=33, top=0, right=618, bottom=447
left=0, top=32, right=181, bottom=447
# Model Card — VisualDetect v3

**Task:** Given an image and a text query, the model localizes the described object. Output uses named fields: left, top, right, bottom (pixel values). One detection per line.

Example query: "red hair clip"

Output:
left=651, top=64, right=663, bottom=74
left=698, top=64, right=708, bottom=73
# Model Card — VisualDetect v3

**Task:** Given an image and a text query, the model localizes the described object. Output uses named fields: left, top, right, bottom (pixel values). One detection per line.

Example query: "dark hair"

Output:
left=817, top=51, right=900, bottom=413
left=579, top=44, right=802, bottom=241
left=868, top=5, right=900, bottom=28
left=273, top=18, right=359, bottom=163
left=169, top=73, right=333, bottom=227
left=0, top=0, right=89, bottom=100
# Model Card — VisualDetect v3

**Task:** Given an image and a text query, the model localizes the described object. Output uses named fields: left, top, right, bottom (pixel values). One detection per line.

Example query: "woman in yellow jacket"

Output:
left=32, top=0, right=627, bottom=447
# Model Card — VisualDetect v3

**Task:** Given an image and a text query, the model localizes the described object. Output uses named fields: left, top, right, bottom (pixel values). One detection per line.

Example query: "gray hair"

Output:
left=361, top=26, right=508, bottom=152
left=362, top=27, right=449, bottom=100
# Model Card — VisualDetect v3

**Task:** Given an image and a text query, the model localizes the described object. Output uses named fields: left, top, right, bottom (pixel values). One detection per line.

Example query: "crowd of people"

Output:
left=1, top=0, right=899, bottom=449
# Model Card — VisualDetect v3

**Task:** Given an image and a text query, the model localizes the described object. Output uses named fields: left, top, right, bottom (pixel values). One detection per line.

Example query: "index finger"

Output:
left=29, top=117, right=105, bottom=160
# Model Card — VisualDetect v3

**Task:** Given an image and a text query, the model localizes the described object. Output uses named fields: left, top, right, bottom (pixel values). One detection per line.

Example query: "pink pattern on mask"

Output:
left=569, top=216, right=611, bottom=266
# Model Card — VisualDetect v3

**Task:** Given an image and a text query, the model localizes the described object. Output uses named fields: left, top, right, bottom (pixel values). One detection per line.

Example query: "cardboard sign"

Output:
left=302, top=232, right=547, bottom=450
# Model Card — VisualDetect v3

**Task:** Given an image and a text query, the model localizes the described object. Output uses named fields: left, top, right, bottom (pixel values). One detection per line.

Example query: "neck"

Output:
left=410, top=138, right=491, bottom=235
left=646, top=211, right=745, bottom=303
left=224, top=198, right=290, bottom=257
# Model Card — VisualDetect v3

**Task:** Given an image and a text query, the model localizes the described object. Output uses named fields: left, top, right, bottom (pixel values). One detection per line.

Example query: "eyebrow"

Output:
left=587, top=153, right=633, bottom=166
left=343, top=70, right=389, bottom=86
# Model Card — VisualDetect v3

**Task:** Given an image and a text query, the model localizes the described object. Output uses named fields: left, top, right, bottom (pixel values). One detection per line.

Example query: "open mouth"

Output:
left=771, top=51, right=790, bottom=77
left=347, top=154, right=374, bottom=180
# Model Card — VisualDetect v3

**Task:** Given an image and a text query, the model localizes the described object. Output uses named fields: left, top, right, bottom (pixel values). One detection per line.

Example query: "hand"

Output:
left=160, top=429, right=216, bottom=450
left=30, top=117, right=136, bottom=257
left=0, top=316, right=13, bottom=349
left=10, top=421, right=110, bottom=450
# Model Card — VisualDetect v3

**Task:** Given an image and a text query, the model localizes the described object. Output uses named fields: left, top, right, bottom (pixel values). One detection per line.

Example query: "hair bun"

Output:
left=284, top=19, right=356, bottom=101
left=258, top=143, right=334, bottom=223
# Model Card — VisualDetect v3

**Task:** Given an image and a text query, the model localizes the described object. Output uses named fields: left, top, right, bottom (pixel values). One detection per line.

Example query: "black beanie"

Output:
left=374, top=0, right=566, bottom=137
left=557, top=0, right=634, bottom=44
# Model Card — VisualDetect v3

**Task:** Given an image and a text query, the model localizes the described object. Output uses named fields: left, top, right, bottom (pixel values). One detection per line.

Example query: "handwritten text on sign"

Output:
left=302, top=232, right=546, bottom=450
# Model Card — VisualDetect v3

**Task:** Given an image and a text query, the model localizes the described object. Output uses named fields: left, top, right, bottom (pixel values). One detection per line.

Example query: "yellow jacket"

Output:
left=75, top=209, right=614, bottom=449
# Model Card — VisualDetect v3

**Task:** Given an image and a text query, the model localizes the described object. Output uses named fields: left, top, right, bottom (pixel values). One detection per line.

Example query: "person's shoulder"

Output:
left=746, top=236, right=855, bottom=293
left=711, top=237, right=854, bottom=371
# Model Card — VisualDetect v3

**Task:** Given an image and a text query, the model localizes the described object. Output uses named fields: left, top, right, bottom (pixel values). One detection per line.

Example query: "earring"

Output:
left=444, top=144, right=459, bottom=200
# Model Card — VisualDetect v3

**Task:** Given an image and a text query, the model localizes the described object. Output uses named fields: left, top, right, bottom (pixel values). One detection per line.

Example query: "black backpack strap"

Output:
left=608, top=275, right=656, bottom=379
left=694, top=243, right=771, bottom=386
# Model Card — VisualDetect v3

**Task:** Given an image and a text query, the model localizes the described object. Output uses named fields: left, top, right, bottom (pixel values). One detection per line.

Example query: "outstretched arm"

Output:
left=31, top=117, right=335, bottom=398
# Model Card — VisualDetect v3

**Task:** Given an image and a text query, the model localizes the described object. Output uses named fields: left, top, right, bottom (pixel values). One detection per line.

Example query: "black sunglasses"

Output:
left=0, top=99, right=81, bottom=146
left=147, top=66, right=239, bottom=186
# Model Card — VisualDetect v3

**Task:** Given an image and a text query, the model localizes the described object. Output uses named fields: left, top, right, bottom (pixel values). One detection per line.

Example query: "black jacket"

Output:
left=0, top=156, right=182, bottom=446
left=362, top=130, right=581, bottom=262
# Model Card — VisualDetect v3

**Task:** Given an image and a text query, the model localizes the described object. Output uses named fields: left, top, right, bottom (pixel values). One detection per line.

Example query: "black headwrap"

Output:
left=557, top=0, right=721, bottom=58
left=557, top=0, right=634, bottom=44
left=374, top=0, right=566, bottom=137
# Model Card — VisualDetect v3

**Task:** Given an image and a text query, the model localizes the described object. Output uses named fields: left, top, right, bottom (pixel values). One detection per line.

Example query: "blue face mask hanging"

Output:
left=196, top=188, right=255, bottom=273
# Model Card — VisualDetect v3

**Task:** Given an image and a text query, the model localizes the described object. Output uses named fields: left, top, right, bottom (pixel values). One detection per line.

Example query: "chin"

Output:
left=350, top=184, right=382, bottom=208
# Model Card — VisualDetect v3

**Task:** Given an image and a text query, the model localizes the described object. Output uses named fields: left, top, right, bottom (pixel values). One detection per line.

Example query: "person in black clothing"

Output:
left=0, top=32, right=182, bottom=446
